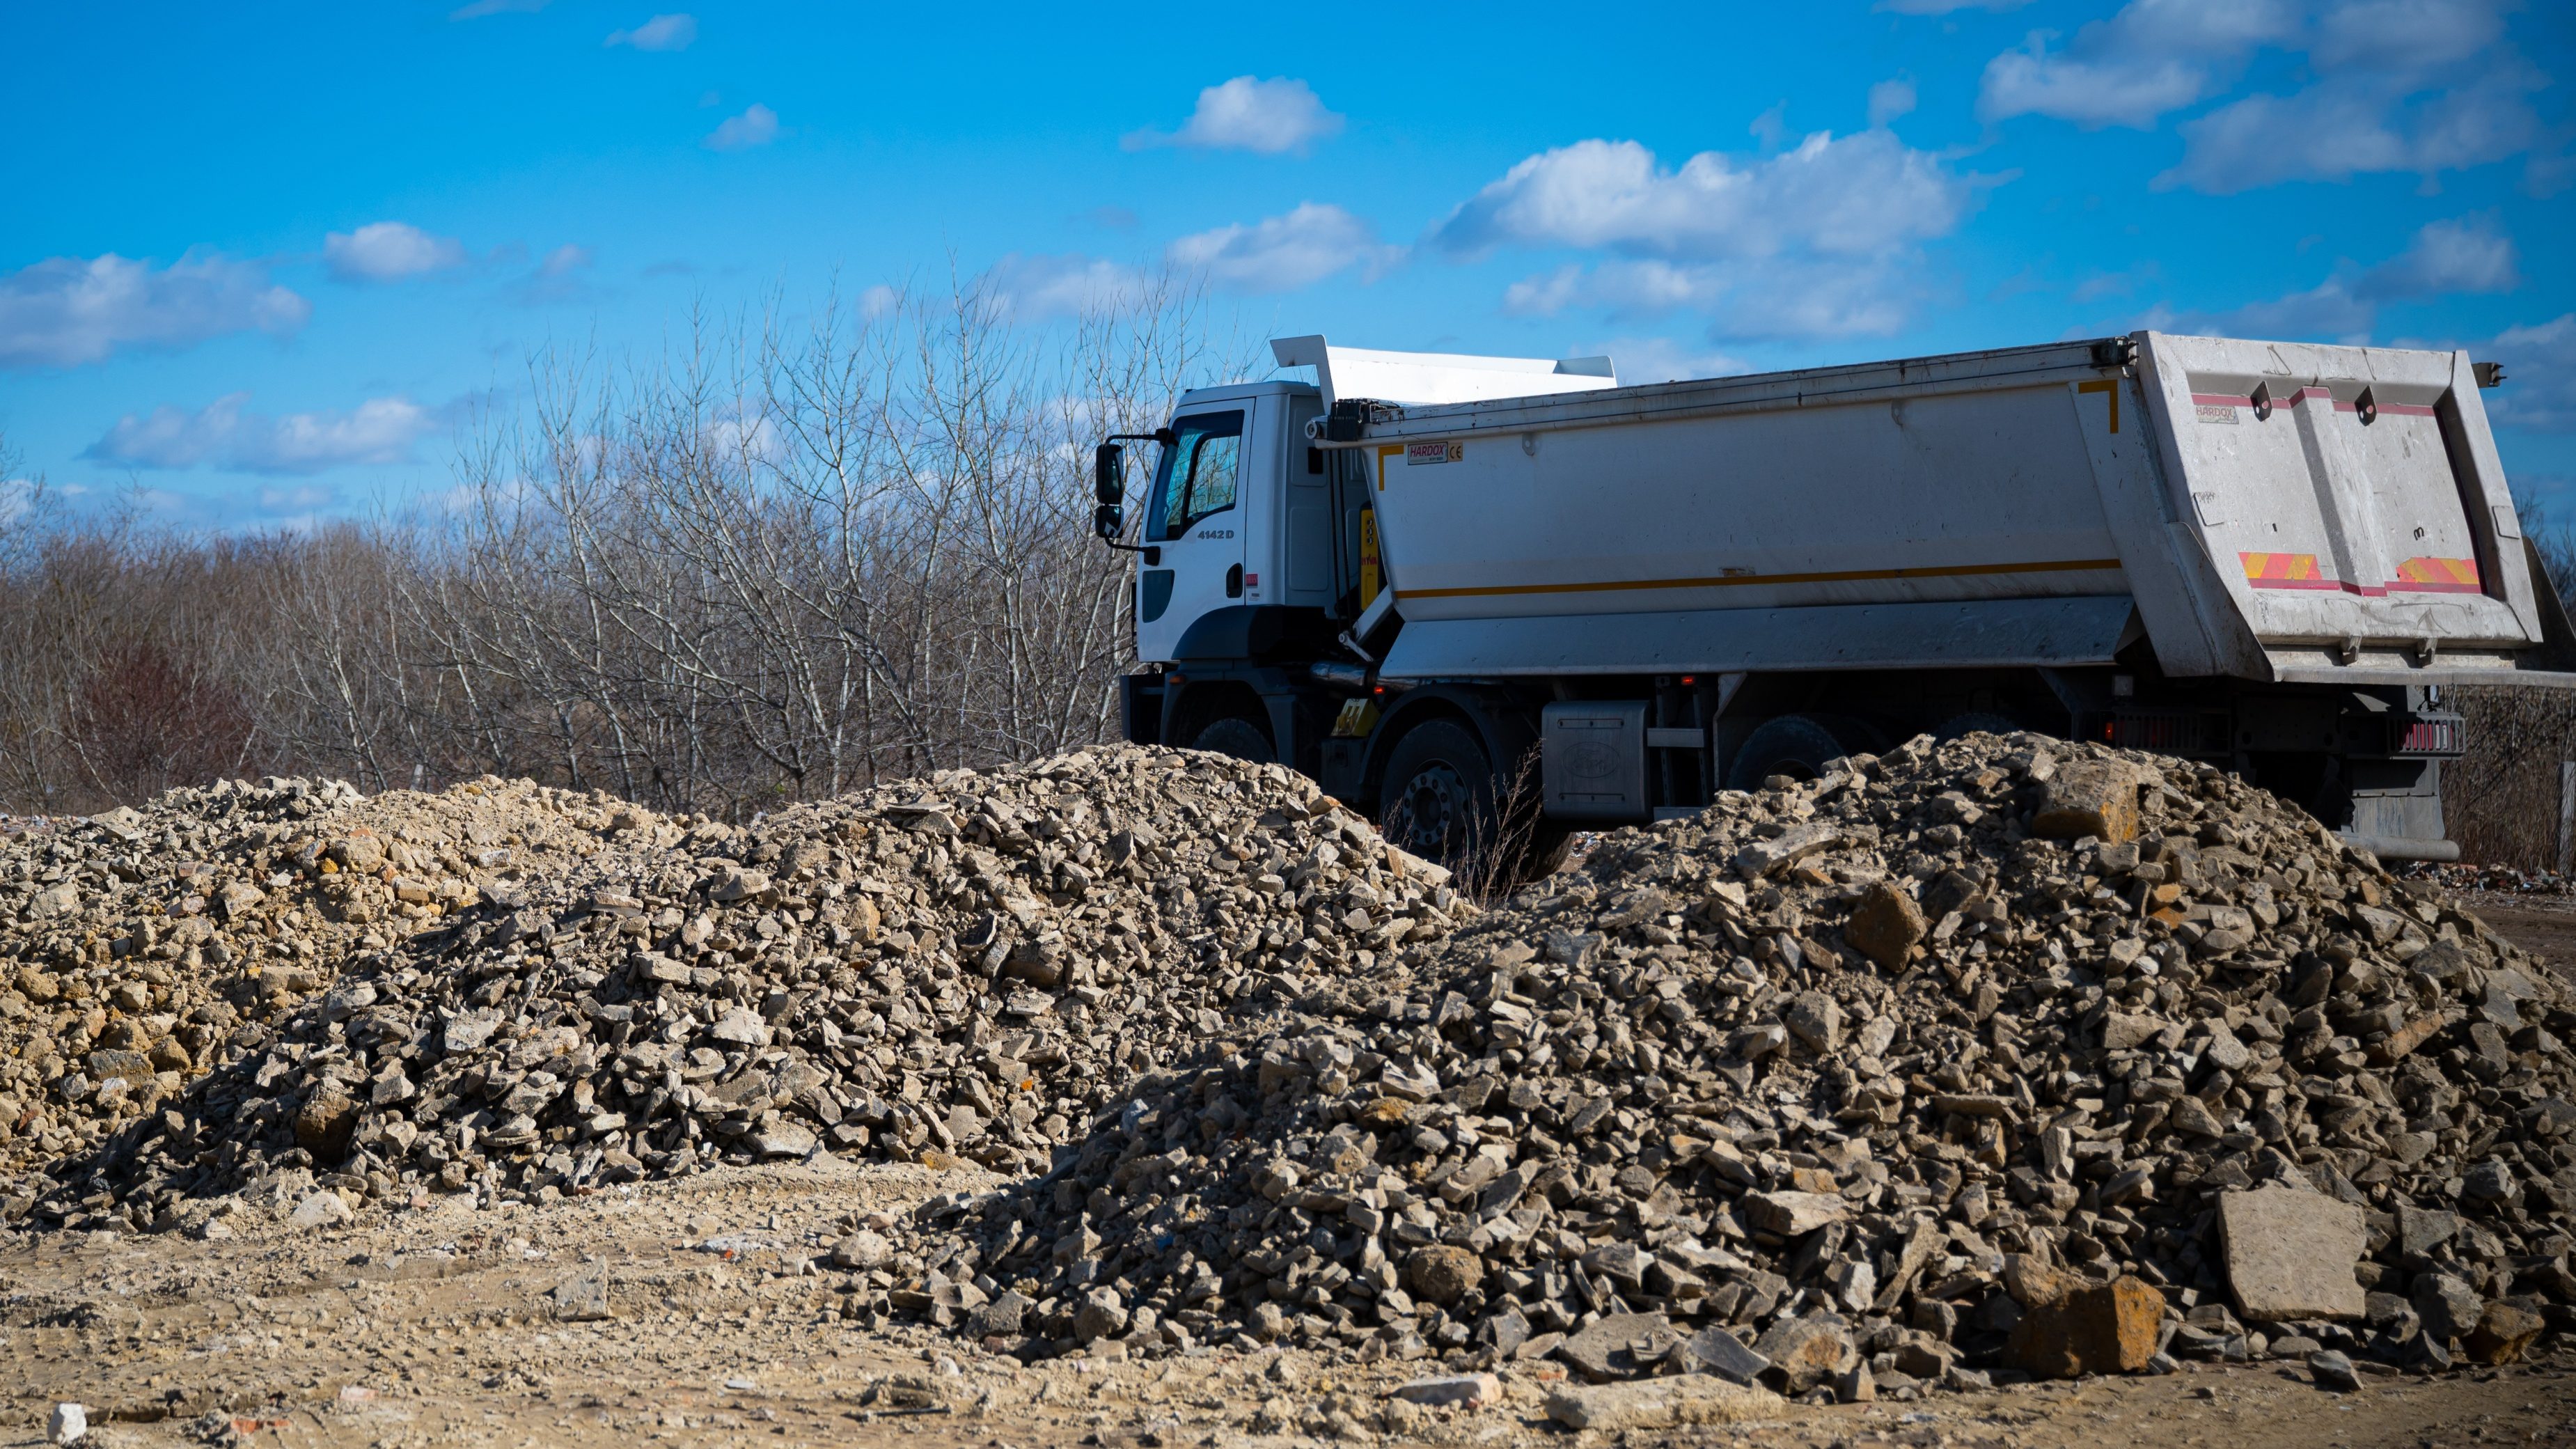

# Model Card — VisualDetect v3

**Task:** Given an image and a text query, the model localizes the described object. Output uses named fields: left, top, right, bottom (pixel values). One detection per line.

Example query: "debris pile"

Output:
left=1, top=774, right=680, bottom=1204
left=8, top=730, right=2570, bottom=1401
left=16, top=748, right=1461, bottom=1231
left=869, top=734, right=2574, bottom=1397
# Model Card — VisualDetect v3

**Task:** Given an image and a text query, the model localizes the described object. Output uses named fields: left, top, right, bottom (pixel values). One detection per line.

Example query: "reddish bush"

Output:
left=68, top=641, right=253, bottom=805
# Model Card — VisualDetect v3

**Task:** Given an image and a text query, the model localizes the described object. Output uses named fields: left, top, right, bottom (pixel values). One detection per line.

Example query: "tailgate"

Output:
left=2137, top=332, right=2548, bottom=675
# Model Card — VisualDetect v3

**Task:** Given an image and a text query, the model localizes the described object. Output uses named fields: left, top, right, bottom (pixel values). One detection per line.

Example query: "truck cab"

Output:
left=1131, top=381, right=1328, bottom=668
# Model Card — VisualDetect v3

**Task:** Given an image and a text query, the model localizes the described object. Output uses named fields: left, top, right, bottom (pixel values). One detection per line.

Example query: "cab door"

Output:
left=1135, top=407, right=1249, bottom=662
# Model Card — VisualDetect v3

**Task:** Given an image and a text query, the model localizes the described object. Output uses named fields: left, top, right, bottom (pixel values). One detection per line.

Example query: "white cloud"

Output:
left=985, top=254, right=1144, bottom=320
left=606, top=13, right=696, bottom=49
left=1956, top=0, right=2551, bottom=190
left=2160, top=65, right=2545, bottom=192
left=1978, top=0, right=2302, bottom=129
left=1165, top=203, right=1395, bottom=292
left=1433, top=132, right=1973, bottom=261
left=1505, top=256, right=1923, bottom=340
left=450, top=0, right=547, bottom=17
left=509, top=244, right=599, bottom=306
left=1440, top=128, right=1979, bottom=341
left=2308, top=0, right=2508, bottom=75
left=704, top=103, right=779, bottom=151
left=1868, top=78, right=1918, bottom=127
left=2357, top=214, right=2518, bottom=297
left=1125, top=77, right=1344, bottom=155
left=2192, top=280, right=2380, bottom=342
left=1583, top=336, right=1752, bottom=384
left=2167, top=216, right=2520, bottom=343
left=84, top=393, right=435, bottom=475
left=325, top=221, right=470, bottom=283
left=0, top=251, right=310, bottom=370
left=2485, top=315, right=2576, bottom=433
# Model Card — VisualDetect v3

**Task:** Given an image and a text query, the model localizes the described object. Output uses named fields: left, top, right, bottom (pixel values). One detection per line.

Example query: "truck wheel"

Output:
left=1190, top=714, right=1275, bottom=765
left=1726, top=714, right=1861, bottom=791
left=1380, top=721, right=1491, bottom=866
left=1377, top=721, right=1569, bottom=885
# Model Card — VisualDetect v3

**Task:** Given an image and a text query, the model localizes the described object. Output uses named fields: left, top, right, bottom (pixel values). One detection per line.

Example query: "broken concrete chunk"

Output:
left=1543, top=1375, right=1782, bottom=1432
left=1734, top=822, right=1841, bottom=879
left=1745, top=1189, right=1851, bottom=1237
left=1557, top=1312, right=1683, bottom=1381
left=552, top=1265, right=612, bottom=1322
left=2005, top=1274, right=2164, bottom=1377
left=1390, top=1372, right=1501, bottom=1409
left=2220, top=1184, right=2366, bottom=1321
left=1843, top=880, right=1926, bottom=971
left=1752, top=1311, right=1858, bottom=1391
left=2030, top=760, right=2142, bottom=843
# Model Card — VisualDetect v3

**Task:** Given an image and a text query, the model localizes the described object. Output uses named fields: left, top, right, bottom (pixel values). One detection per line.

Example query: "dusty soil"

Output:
left=2460, top=892, right=2576, bottom=988
left=2, top=1154, right=2571, bottom=1449
left=4, top=891, right=2575, bottom=1449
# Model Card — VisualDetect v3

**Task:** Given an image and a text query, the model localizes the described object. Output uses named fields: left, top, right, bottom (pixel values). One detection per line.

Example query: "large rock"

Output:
left=1405, top=1245, right=1484, bottom=1306
left=2463, top=1301, right=2545, bottom=1365
left=2412, top=1273, right=2483, bottom=1343
left=2005, top=1274, right=2164, bottom=1377
left=1071, top=1287, right=1127, bottom=1344
left=2029, top=760, right=2141, bottom=843
left=1844, top=879, right=1926, bottom=971
left=2219, top=1184, right=2366, bottom=1320
left=1557, top=1313, right=1682, bottom=1381
left=552, top=1265, right=612, bottom=1322
left=292, top=1086, right=359, bottom=1159
left=1745, top=1190, right=1850, bottom=1237
left=1544, top=1376, right=1782, bottom=1432
left=1752, top=1311, right=1856, bottom=1391
left=1676, top=1326, right=1770, bottom=1386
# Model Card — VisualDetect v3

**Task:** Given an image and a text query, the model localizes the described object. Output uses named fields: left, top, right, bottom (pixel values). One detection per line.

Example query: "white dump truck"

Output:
left=1090, top=331, right=2575, bottom=866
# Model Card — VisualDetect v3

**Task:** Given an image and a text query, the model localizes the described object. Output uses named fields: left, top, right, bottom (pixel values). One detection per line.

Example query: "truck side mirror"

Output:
left=1093, top=503, right=1124, bottom=540
left=1094, top=442, right=1124, bottom=505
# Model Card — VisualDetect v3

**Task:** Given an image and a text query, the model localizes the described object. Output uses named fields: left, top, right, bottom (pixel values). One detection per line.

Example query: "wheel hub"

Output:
left=1385, top=762, right=1475, bottom=861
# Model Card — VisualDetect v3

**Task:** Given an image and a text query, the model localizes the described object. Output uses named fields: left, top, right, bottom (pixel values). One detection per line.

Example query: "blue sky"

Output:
left=3, top=0, right=2572, bottom=530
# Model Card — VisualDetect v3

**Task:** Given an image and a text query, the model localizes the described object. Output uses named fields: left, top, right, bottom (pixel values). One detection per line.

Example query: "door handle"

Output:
left=1225, top=563, right=1243, bottom=599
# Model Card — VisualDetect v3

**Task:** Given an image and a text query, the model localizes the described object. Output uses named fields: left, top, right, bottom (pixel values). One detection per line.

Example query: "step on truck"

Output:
left=1092, top=331, right=2576, bottom=870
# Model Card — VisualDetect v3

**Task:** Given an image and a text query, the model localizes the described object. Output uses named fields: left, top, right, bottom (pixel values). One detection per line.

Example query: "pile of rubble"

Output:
left=869, top=734, right=2573, bottom=1398
left=1, top=774, right=684, bottom=1212
left=9, top=730, right=2570, bottom=1400
left=17, top=747, right=1461, bottom=1232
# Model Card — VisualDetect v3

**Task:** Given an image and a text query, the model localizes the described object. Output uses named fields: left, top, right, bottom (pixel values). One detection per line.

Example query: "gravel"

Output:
left=7, top=729, right=2571, bottom=1401
left=859, top=732, right=2575, bottom=1394
left=7, top=746, right=1461, bottom=1230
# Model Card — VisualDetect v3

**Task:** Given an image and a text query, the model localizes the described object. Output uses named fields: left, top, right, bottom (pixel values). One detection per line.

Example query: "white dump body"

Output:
left=1314, top=332, right=2568, bottom=687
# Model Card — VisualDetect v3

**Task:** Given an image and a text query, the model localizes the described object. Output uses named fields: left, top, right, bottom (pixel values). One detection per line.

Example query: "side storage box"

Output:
left=1542, top=700, right=1648, bottom=822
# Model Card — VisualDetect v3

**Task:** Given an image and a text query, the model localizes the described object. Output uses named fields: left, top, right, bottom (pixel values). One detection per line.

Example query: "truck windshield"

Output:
left=1146, top=409, right=1243, bottom=542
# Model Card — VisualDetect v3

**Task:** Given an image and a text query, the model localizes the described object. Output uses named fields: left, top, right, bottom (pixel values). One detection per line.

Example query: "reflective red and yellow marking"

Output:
left=2238, top=551, right=2481, bottom=597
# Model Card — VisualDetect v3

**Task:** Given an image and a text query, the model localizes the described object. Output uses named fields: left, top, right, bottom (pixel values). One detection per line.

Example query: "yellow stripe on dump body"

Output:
left=1395, top=557, right=2123, bottom=601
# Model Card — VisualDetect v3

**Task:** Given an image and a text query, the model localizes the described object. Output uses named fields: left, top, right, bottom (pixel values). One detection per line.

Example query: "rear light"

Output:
left=2392, top=716, right=2463, bottom=756
left=2100, top=710, right=2226, bottom=754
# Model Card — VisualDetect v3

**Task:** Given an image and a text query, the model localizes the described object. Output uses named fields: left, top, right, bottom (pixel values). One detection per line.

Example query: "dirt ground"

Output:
left=6, top=902, right=2576, bottom=1449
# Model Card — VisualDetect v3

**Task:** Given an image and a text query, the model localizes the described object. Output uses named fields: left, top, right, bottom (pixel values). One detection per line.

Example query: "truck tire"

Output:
left=1379, top=720, right=1491, bottom=866
left=1726, top=714, right=1864, bottom=791
left=1378, top=721, right=1571, bottom=884
left=1189, top=714, right=1275, bottom=765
